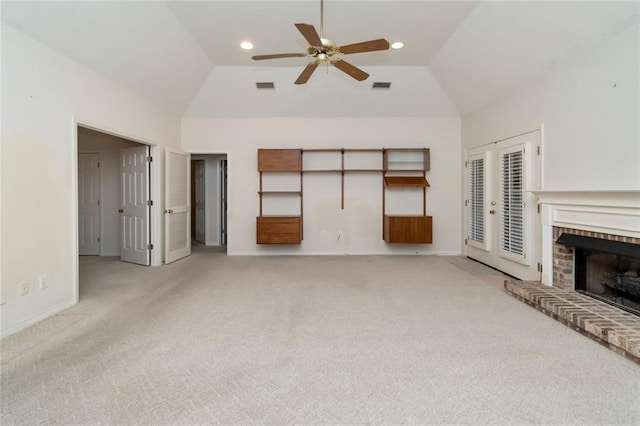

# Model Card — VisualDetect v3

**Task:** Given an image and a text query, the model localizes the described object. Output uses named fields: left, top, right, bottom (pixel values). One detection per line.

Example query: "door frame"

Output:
left=72, top=118, right=161, bottom=303
left=186, top=149, right=230, bottom=249
left=463, top=127, right=544, bottom=280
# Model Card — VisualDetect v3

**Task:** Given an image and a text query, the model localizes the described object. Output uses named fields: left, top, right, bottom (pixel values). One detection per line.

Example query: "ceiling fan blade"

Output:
left=295, top=23, right=323, bottom=47
left=252, top=53, right=307, bottom=60
left=338, top=39, right=390, bottom=55
left=332, top=60, right=369, bottom=81
left=295, top=61, right=319, bottom=85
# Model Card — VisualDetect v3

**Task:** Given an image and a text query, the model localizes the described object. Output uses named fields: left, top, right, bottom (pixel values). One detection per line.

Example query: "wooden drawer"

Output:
left=384, top=215, right=432, bottom=244
left=257, top=216, right=301, bottom=244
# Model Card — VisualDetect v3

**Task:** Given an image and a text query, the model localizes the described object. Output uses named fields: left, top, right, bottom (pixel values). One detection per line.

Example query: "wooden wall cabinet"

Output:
left=384, top=216, right=433, bottom=244
left=257, top=216, right=301, bottom=244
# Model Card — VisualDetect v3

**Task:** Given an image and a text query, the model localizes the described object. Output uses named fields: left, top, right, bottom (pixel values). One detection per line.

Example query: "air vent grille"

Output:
left=256, top=82, right=275, bottom=89
left=372, top=82, right=391, bottom=89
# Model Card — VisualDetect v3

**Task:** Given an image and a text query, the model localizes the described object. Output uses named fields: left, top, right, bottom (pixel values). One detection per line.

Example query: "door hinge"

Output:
left=537, top=262, right=542, bottom=272
left=537, top=204, right=541, bottom=213
left=147, top=200, right=153, bottom=206
left=464, top=160, right=468, bottom=167
left=464, top=238, right=468, bottom=245
left=97, top=237, right=100, bottom=243
left=537, top=146, right=541, bottom=156
left=97, top=199, right=100, bottom=205
left=97, top=162, right=100, bottom=168
left=147, top=156, right=153, bottom=163
left=147, top=244, right=154, bottom=250
left=465, top=200, right=468, bottom=206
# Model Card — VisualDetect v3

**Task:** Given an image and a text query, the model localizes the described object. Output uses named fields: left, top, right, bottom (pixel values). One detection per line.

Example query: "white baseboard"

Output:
left=1, top=299, right=77, bottom=339
left=229, top=251, right=462, bottom=256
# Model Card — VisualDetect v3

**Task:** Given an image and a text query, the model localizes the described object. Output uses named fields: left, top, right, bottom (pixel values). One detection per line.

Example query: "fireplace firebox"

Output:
left=557, top=233, right=640, bottom=315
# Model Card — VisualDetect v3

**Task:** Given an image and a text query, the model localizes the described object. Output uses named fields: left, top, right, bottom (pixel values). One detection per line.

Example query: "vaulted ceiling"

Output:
left=2, top=1, right=638, bottom=117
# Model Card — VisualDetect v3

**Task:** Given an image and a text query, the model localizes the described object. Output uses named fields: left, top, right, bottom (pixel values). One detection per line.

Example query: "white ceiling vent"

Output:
left=372, top=82, right=391, bottom=89
left=256, top=82, right=275, bottom=90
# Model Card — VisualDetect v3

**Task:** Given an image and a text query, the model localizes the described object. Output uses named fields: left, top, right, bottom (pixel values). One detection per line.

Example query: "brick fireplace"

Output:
left=552, top=226, right=640, bottom=314
left=504, top=190, right=640, bottom=362
left=552, top=227, right=640, bottom=291
left=534, top=190, right=640, bottom=289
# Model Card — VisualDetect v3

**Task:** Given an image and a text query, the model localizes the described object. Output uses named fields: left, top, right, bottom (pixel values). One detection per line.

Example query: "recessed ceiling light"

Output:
left=240, top=41, right=254, bottom=50
left=391, top=42, right=404, bottom=49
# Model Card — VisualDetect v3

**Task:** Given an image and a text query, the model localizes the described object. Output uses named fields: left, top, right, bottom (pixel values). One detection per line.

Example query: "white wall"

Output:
left=182, top=117, right=462, bottom=256
left=77, top=128, right=140, bottom=256
left=1, top=25, right=181, bottom=337
left=462, top=24, right=639, bottom=190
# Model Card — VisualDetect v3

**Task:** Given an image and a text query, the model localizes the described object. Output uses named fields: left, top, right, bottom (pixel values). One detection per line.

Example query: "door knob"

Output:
left=165, top=209, right=174, bottom=214
left=118, top=209, right=123, bottom=213
left=489, top=209, right=496, bottom=214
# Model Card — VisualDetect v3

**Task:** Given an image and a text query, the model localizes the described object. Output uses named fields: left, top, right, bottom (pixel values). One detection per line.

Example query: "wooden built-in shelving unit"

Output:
left=256, top=147, right=432, bottom=245
left=382, top=148, right=432, bottom=244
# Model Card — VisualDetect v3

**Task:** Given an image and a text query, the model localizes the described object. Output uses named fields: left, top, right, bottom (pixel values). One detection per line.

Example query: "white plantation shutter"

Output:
left=500, top=147, right=525, bottom=261
left=467, top=153, right=488, bottom=251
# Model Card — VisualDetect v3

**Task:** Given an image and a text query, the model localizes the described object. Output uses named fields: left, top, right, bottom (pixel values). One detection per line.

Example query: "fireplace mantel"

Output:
left=531, top=190, right=640, bottom=209
left=530, top=190, right=640, bottom=286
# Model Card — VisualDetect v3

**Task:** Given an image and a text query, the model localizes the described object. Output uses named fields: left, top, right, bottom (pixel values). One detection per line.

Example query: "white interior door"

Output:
left=120, top=146, right=150, bottom=265
left=78, top=153, right=101, bottom=255
left=165, top=148, right=191, bottom=264
left=194, top=161, right=206, bottom=244
left=465, top=131, right=541, bottom=281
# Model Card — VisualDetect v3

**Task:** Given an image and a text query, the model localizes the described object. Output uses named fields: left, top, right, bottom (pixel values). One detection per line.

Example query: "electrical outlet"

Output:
left=20, top=282, right=29, bottom=296
left=38, top=274, right=48, bottom=290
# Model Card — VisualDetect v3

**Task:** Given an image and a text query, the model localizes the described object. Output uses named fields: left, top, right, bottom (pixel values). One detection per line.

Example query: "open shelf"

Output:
left=258, top=190, right=302, bottom=195
left=384, top=176, right=430, bottom=187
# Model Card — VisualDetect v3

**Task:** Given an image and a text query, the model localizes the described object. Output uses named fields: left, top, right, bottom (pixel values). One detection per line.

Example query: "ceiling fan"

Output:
left=251, top=0, right=390, bottom=84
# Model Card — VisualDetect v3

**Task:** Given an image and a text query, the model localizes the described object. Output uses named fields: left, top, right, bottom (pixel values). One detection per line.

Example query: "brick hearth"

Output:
left=505, top=280, right=640, bottom=364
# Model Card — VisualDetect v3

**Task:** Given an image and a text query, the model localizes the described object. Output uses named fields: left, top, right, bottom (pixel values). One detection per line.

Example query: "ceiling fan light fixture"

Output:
left=391, top=42, right=404, bottom=49
left=240, top=41, right=254, bottom=50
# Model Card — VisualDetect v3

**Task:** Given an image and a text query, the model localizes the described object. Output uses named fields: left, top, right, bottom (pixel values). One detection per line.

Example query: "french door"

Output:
left=465, top=131, right=541, bottom=281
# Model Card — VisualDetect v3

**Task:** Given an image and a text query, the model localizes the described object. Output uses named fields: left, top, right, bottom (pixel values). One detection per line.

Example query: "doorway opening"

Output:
left=77, top=126, right=154, bottom=267
left=190, top=154, right=228, bottom=253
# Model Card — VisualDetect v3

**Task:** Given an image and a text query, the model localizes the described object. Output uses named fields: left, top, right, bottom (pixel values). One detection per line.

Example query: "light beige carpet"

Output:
left=2, top=249, right=639, bottom=425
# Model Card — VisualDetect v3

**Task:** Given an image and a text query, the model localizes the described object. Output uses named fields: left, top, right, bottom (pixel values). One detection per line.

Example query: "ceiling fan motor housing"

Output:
left=307, top=38, right=337, bottom=62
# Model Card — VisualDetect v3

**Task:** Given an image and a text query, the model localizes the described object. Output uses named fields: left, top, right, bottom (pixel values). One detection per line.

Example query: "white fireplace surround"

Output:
left=532, top=190, right=640, bottom=287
